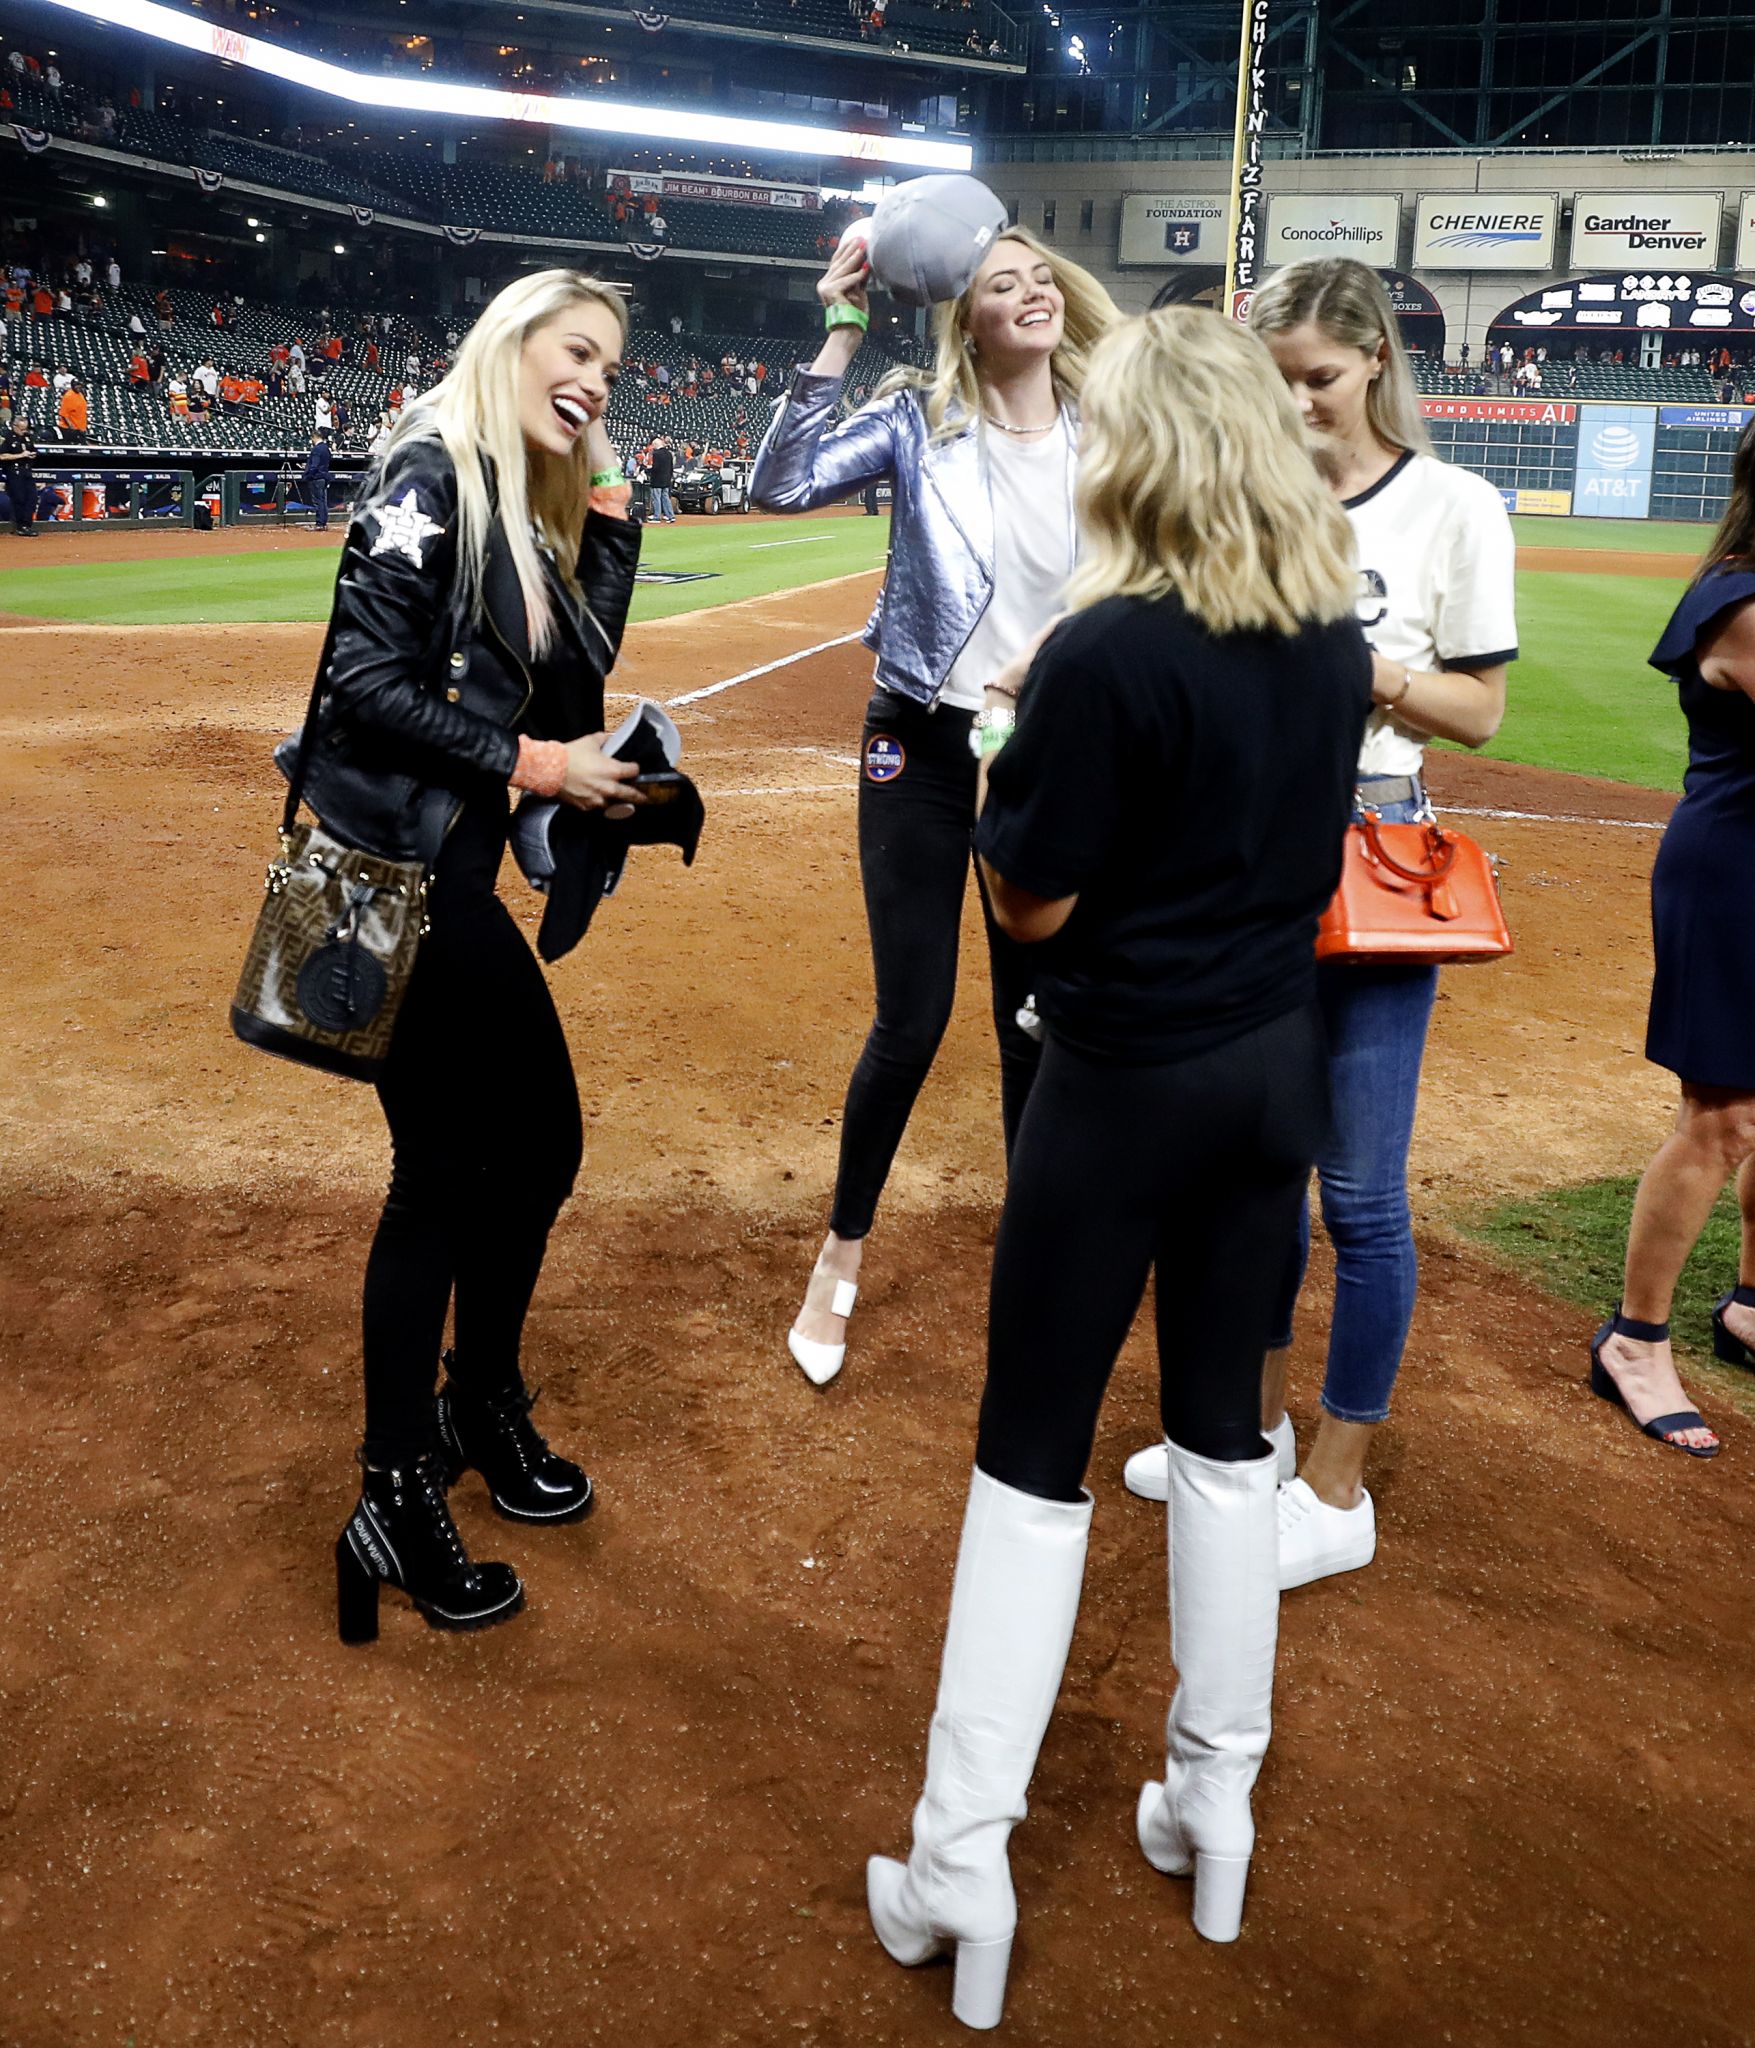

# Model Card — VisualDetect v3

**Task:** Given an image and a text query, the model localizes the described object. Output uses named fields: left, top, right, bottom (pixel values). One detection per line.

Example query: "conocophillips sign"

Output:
left=1569, top=192, right=1722, bottom=268
left=1413, top=194, right=1557, bottom=270
left=1264, top=194, right=1400, bottom=267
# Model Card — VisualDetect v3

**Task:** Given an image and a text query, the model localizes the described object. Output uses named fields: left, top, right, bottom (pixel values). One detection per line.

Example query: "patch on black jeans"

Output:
left=864, top=733, right=905, bottom=783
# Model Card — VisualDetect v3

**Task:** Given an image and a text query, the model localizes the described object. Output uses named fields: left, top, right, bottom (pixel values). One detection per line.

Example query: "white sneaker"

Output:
left=1275, top=1477, right=1375, bottom=1590
left=1124, top=1415, right=1295, bottom=1502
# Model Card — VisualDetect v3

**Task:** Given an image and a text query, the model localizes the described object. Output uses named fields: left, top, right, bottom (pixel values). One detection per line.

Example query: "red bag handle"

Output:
left=1357, top=809, right=1458, bottom=885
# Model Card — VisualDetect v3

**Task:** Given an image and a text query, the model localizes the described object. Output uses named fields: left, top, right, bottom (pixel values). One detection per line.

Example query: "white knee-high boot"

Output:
left=867, top=1466, right=1092, bottom=2031
left=1135, top=1439, right=1280, bottom=1943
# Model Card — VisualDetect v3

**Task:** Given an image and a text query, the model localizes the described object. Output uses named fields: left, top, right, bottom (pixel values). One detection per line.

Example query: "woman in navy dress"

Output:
left=1590, top=425, right=1755, bottom=1457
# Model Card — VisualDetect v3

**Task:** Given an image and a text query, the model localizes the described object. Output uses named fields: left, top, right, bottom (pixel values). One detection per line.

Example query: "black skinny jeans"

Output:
left=977, top=1007, right=1330, bottom=1503
left=360, top=801, right=583, bottom=1466
left=829, top=690, right=1042, bottom=1239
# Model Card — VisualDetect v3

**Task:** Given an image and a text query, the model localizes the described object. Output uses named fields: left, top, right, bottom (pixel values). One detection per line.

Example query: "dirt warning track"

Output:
left=0, top=586, right=1750, bottom=2048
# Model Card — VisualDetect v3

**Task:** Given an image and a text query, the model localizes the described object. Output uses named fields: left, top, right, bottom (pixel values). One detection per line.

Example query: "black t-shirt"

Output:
left=1, top=428, right=33, bottom=478
left=649, top=446, right=675, bottom=487
left=976, top=593, right=1373, bottom=1064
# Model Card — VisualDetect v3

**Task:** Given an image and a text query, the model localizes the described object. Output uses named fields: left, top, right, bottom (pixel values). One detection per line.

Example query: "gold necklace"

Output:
left=982, top=412, right=1058, bottom=436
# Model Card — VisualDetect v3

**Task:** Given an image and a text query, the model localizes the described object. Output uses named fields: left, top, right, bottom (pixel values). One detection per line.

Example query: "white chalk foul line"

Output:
left=1444, top=803, right=1668, bottom=831
left=752, top=536, right=834, bottom=549
left=666, top=629, right=865, bottom=707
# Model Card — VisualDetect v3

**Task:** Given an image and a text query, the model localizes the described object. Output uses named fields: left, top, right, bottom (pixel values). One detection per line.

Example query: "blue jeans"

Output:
left=1271, top=790, right=1440, bottom=1425
left=650, top=486, right=675, bottom=522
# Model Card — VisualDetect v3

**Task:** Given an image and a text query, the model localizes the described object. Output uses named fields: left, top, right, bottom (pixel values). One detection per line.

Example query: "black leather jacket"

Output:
left=298, top=432, right=641, bottom=863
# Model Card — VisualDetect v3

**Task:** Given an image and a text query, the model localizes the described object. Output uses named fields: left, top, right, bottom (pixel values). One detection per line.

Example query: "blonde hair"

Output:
left=1248, top=258, right=1432, bottom=458
left=1065, top=308, right=1360, bottom=637
left=381, top=269, right=628, bottom=658
left=877, top=225, right=1118, bottom=441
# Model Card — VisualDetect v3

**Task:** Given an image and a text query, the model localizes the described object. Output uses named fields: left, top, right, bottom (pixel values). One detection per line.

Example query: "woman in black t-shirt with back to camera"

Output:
left=863, top=307, right=1371, bottom=2028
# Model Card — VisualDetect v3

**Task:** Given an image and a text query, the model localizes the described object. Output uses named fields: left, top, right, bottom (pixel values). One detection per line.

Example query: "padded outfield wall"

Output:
left=1420, top=396, right=1751, bottom=522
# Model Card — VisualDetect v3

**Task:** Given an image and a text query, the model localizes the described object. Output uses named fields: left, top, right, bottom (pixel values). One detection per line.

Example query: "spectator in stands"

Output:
left=647, top=435, right=677, bottom=522
left=57, top=378, right=87, bottom=444
left=149, top=346, right=166, bottom=391
left=2, top=277, right=20, bottom=331
left=0, top=413, right=38, bottom=536
left=168, top=372, right=189, bottom=415
left=324, top=332, right=343, bottom=365
left=299, top=431, right=332, bottom=530
left=31, top=280, right=52, bottom=317
left=220, top=369, right=245, bottom=415
left=290, top=339, right=306, bottom=380
left=129, top=308, right=148, bottom=341
left=309, top=268, right=644, bottom=1642
left=367, top=410, right=392, bottom=459
left=289, top=358, right=307, bottom=397
left=754, top=223, right=1119, bottom=1385
left=267, top=364, right=285, bottom=401
left=129, top=348, right=151, bottom=388
left=74, top=258, right=91, bottom=289
left=399, top=378, right=418, bottom=410
left=54, top=285, right=70, bottom=314
left=314, top=391, right=335, bottom=438
left=404, top=347, right=420, bottom=382
left=155, top=287, right=173, bottom=331
left=194, top=357, right=220, bottom=411
left=52, top=364, right=74, bottom=399
left=105, top=257, right=120, bottom=291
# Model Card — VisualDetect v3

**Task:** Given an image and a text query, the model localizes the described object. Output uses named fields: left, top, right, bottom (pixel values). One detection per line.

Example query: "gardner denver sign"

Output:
left=1569, top=192, right=1723, bottom=268
left=1412, top=194, right=1557, bottom=271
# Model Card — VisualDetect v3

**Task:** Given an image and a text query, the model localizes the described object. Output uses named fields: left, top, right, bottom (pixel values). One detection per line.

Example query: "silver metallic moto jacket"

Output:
left=750, top=366, right=1078, bottom=707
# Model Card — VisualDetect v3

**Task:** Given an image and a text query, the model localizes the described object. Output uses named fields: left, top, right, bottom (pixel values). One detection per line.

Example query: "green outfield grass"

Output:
left=0, top=513, right=889, bottom=628
left=1509, top=515, right=1704, bottom=555
left=1470, top=566, right=1690, bottom=793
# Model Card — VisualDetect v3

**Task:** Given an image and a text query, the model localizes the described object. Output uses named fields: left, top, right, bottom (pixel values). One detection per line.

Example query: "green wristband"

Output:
left=825, top=304, right=870, bottom=334
left=590, top=462, right=625, bottom=487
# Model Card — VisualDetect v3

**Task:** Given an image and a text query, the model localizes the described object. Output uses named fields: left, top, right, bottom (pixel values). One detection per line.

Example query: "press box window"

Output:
left=1079, top=199, right=1094, bottom=233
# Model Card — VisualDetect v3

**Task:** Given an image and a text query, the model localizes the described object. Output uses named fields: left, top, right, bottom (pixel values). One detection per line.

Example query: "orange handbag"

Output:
left=1316, top=808, right=1512, bottom=966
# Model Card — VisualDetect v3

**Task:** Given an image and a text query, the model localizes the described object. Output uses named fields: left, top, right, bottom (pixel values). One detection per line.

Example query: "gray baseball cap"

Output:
left=867, top=175, right=1011, bottom=307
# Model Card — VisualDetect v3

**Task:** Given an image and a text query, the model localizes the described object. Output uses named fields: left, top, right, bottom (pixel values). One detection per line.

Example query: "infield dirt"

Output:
left=1, top=581, right=1750, bottom=2048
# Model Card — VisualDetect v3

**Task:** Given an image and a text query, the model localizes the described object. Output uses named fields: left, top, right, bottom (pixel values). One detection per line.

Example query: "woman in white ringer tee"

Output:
left=1123, top=260, right=1518, bottom=1594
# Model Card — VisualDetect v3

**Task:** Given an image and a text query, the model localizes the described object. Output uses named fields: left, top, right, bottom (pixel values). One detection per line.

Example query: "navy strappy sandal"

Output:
left=1588, top=1310, right=1719, bottom=1459
left=1711, top=1285, right=1755, bottom=1372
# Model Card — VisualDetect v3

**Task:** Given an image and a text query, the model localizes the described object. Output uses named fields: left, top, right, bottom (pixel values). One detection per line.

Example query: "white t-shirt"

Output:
left=1345, top=450, right=1518, bottom=779
left=194, top=364, right=219, bottom=397
left=941, top=417, right=1075, bottom=712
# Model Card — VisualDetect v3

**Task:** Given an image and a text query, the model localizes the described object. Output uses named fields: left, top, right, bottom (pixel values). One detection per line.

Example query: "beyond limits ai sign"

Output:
left=1569, top=192, right=1723, bottom=268
left=1413, top=194, right=1557, bottom=270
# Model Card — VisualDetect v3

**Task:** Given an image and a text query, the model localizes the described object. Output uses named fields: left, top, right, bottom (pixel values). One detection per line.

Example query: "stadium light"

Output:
left=91, top=193, right=107, bottom=206
left=246, top=215, right=259, bottom=226
left=333, top=243, right=346, bottom=254
left=255, top=231, right=266, bottom=242
left=38, top=0, right=973, bottom=171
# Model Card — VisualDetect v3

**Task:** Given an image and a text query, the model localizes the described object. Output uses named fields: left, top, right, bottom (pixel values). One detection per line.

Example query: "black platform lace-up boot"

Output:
left=335, top=1448, right=525, bottom=1643
left=435, top=1351, right=595, bottom=1524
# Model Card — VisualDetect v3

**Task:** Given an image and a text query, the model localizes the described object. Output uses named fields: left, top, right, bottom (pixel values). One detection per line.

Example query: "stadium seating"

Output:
left=1412, top=358, right=1728, bottom=402
left=0, top=277, right=920, bottom=462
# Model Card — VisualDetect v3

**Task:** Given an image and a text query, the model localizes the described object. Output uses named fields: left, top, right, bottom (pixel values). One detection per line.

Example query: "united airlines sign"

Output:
left=1413, top=194, right=1557, bottom=271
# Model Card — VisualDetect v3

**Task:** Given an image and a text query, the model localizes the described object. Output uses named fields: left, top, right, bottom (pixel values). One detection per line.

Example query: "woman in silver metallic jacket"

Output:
left=752, top=224, right=1116, bottom=1388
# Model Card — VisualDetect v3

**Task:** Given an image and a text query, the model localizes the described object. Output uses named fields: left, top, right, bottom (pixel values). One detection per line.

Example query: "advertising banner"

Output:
left=1413, top=193, right=1557, bottom=270
left=1568, top=193, right=1722, bottom=270
left=607, top=168, right=819, bottom=211
left=1495, top=271, right=1755, bottom=338
left=1659, top=404, right=1754, bottom=430
left=1421, top=398, right=1578, bottom=425
left=1573, top=404, right=1657, bottom=519
left=1498, top=487, right=1574, bottom=516
left=1737, top=192, right=1755, bottom=274
left=1224, top=0, right=1269, bottom=321
left=1265, top=193, right=1401, bottom=268
left=1119, top=194, right=1230, bottom=267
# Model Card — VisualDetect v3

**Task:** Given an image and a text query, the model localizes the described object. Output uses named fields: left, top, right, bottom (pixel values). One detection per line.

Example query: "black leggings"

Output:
left=360, top=801, right=583, bottom=1466
left=976, top=1008, right=1329, bottom=1503
left=829, top=690, right=1042, bottom=1239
